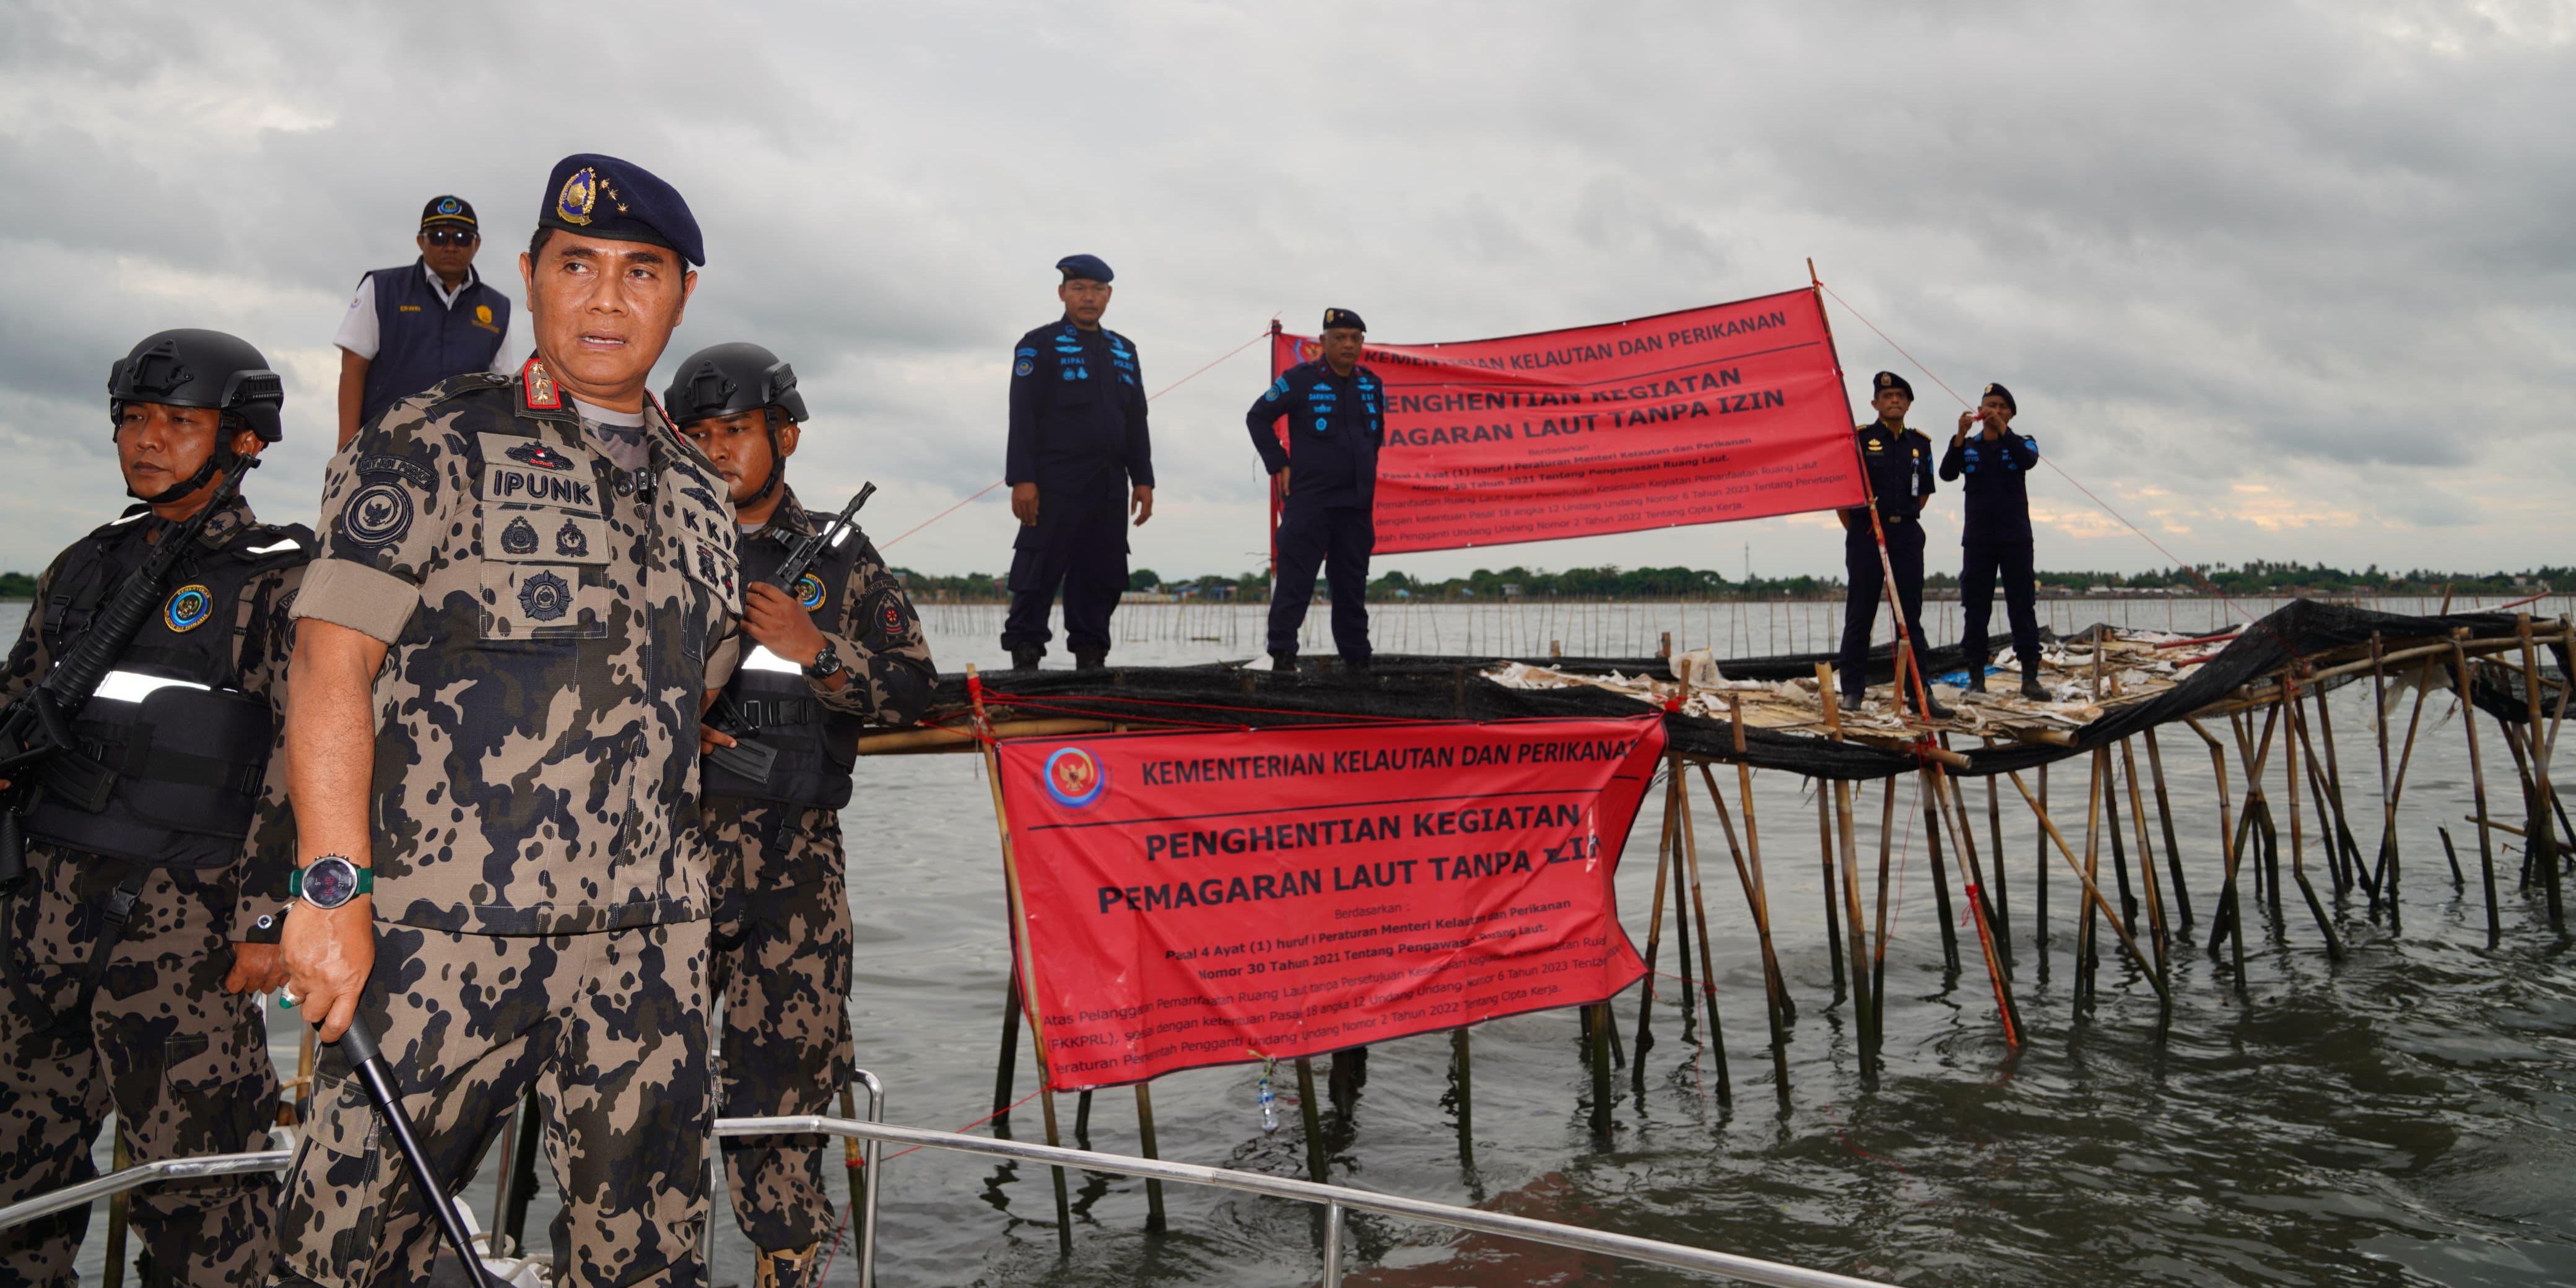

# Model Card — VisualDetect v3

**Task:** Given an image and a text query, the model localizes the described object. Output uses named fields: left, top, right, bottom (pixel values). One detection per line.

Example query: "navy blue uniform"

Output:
left=1248, top=360, right=1383, bottom=660
left=1940, top=427, right=2043, bottom=674
left=1001, top=320, right=1154, bottom=659
left=1837, top=420, right=1938, bottom=700
left=355, top=260, right=512, bottom=427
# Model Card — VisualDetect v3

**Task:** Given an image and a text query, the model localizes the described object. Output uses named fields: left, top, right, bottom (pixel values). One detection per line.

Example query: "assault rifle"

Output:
left=705, top=483, right=876, bottom=785
left=0, top=456, right=260, bottom=890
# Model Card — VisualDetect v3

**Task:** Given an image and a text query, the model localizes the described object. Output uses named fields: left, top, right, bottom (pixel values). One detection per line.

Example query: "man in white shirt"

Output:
left=331, top=195, right=523, bottom=446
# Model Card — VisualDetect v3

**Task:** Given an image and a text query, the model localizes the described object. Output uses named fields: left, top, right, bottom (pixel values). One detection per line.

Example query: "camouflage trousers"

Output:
left=272, top=919, right=710, bottom=1288
left=710, top=864, right=854, bottom=1254
left=0, top=847, right=277, bottom=1288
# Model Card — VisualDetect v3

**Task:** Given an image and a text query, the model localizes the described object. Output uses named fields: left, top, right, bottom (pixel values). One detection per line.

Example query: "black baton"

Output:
left=331, top=1014, right=503, bottom=1287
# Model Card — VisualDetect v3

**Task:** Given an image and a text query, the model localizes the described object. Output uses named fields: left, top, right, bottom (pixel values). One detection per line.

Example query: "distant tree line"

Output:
left=874, top=561, right=2572, bottom=604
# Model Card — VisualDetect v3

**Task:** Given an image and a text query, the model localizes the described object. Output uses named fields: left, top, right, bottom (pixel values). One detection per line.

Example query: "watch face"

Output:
left=305, top=858, right=359, bottom=908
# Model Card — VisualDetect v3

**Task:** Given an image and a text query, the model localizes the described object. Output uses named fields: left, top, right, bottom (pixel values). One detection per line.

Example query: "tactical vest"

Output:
left=26, top=511, right=312, bottom=867
left=357, top=261, right=512, bottom=428
left=702, top=526, right=866, bottom=810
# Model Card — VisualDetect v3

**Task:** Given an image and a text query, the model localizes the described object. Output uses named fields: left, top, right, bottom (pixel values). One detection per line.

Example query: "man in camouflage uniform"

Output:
left=272, top=154, right=738, bottom=1288
left=666, top=341, right=934, bottom=1287
left=0, top=329, right=305, bottom=1287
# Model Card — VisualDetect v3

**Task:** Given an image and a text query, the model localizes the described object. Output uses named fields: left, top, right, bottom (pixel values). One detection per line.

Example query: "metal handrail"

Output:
left=0, top=1150, right=289, bottom=1230
left=713, top=1115, right=1887, bottom=1288
left=4, top=1115, right=1886, bottom=1287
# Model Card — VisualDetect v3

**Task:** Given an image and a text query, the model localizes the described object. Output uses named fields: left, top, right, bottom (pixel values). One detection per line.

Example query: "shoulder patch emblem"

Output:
left=878, top=594, right=908, bottom=639
left=554, top=518, right=589, bottom=558
left=507, top=442, right=575, bottom=471
left=342, top=481, right=415, bottom=548
left=163, top=584, right=213, bottom=633
left=501, top=516, right=540, bottom=554
left=518, top=570, right=572, bottom=621
left=1015, top=358, right=1035, bottom=377
left=794, top=573, right=826, bottom=612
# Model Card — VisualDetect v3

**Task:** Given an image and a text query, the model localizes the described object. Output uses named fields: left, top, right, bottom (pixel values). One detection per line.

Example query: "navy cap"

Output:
left=420, top=195, right=477, bottom=230
left=1056, top=253, right=1113, bottom=284
left=537, top=154, right=704, bottom=267
left=1981, top=381, right=2017, bottom=412
left=1872, top=371, right=1914, bottom=399
left=1321, top=307, right=1366, bottom=333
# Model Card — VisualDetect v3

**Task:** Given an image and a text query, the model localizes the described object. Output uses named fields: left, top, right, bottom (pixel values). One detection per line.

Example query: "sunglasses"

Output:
left=422, top=227, right=478, bottom=248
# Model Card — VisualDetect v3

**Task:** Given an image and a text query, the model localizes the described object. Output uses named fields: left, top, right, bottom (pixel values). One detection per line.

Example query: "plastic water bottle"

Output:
left=1258, top=1058, right=1279, bottom=1133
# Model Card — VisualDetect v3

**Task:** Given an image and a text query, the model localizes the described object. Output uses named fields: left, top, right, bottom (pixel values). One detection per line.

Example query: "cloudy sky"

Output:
left=2, top=1, right=2569, bottom=583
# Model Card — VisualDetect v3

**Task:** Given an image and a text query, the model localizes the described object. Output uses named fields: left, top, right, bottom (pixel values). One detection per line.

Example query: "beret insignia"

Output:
left=557, top=167, right=597, bottom=226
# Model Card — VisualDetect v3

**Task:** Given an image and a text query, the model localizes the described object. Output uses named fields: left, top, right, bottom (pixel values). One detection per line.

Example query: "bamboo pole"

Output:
left=1869, top=777, right=1899, bottom=1061
left=1134, top=1085, right=1167, bottom=1232
left=1676, top=759, right=1732, bottom=1103
left=2076, top=752, right=2106, bottom=1011
left=1816, top=666, right=1847, bottom=1003
left=1699, top=762, right=1791, bottom=1090
left=1920, top=764, right=1962, bottom=973
left=2183, top=718, right=2250, bottom=993
left=2308, top=680, right=2369, bottom=898
left=2104, top=750, right=2139, bottom=933
left=1586, top=1002, right=1615, bottom=1139
left=2519, top=614, right=2562, bottom=929
left=1927, top=766, right=2024, bottom=1045
left=1631, top=765, right=1683, bottom=1074
left=2370, top=635, right=2401, bottom=907
left=2035, top=764, right=2051, bottom=975
left=1451, top=1029, right=1474, bottom=1162
left=2004, top=770, right=2172, bottom=1003
left=2282, top=673, right=2343, bottom=959
left=964, top=665, right=1073, bottom=1254
left=2120, top=739, right=2172, bottom=988
left=1297, top=1058, right=1329, bottom=1181
left=2453, top=642, right=2502, bottom=947
left=1986, top=767, right=2015, bottom=955
left=1835, top=775, right=1875, bottom=1070
left=2144, top=729, right=2191, bottom=932
left=2372, top=658, right=2440, bottom=909
left=1723, top=697, right=1794, bottom=1026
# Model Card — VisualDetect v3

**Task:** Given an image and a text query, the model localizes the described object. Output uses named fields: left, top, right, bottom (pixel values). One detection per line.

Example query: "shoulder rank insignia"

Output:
left=521, top=358, right=562, bottom=411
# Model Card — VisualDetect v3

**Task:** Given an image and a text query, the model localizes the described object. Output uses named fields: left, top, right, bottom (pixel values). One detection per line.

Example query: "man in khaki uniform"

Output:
left=272, top=154, right=738, bottom=1287
left=666, top=341, right=936, bottom=1287
left=0, top=329, right=303, bottom=1287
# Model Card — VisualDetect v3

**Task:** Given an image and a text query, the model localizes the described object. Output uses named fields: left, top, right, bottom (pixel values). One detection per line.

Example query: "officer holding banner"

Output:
left=1836, top=371, right=1949, bottom=719
left=1247, top=308, right=1383, bottom=672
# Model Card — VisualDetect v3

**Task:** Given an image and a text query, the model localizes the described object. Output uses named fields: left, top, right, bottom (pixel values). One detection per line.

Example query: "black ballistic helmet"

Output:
left=107, top=329, right=286, bottom=443
left=663, top=342, right=808, bottom=426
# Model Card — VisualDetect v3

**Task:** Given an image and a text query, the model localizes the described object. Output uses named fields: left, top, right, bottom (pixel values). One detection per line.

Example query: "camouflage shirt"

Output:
left=0, top=497, right=304, bottom=938
left=292, top=360, right=741, bottom=935
left=707, top=486, right=936, bottom=892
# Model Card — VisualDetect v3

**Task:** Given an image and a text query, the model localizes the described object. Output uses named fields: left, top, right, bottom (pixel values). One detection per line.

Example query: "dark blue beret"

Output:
left=1321, top=307, right=1366, bottom=333
left=1872, top=370, right=1913, bottom=399
left=1982, top=381, right=2016, bottom=412
left=1056, top=253, right=1113, bottom=284
left=420, top=195, right=476, bottom=230
left=538, top=153, right=703, bottom=267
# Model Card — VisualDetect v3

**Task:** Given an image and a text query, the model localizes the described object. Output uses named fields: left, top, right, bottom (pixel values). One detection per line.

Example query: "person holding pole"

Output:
left=1247, top=308, right=1384, bottom=672
left=669, top=341, right=935, bottom=1288
left=272, top=154, right=739, bottom=1288
left=0, top=329, right=303, bottom=1286
left=1941, top=381, right=2048, bottom=700
left=1835, top=371, right=1951, bottom=718
left=1000, top=254, right=1155, bottom=671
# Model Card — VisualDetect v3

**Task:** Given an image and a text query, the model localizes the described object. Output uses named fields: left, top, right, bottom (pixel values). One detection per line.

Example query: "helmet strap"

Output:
left=741, top=417, right=785, bottom=510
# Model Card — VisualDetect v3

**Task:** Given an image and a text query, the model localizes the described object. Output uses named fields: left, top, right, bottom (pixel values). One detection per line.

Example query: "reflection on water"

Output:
left=14, top=596, right=2570, bottom=1287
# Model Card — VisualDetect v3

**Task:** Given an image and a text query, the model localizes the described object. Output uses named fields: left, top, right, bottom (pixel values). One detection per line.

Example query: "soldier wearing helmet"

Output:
left=668, top=341, right=933, bottom=1287
left=0, top=328, right=308, bottom=1285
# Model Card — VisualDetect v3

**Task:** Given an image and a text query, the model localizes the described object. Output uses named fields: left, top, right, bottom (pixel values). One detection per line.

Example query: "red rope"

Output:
left=881, top=479, right=1006, bottom=550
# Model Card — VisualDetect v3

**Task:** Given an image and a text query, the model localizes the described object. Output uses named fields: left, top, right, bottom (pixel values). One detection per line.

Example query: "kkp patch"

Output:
left=341, top=481, right=415, bottom=549
left=518, top=570, right=572, bottom=622
left=794, top=573, right=826, bottom=612
left=557, top=167, right=596, bottom=226
left=163, top=584, right=213, bottom=633
left=506, top=442, right=575, bottom=471
left=1042, top=746, right=1107, bottom=809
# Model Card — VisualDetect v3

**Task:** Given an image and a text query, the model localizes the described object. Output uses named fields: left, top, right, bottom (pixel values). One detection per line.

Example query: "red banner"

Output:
left=997, top=716, right=1664, bottom=1090
left=1269, top=287, right=1865, bottom=554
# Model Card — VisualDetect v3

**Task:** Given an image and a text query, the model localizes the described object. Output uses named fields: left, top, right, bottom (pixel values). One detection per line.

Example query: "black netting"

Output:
left=926, top=601, right=2566, bottom=783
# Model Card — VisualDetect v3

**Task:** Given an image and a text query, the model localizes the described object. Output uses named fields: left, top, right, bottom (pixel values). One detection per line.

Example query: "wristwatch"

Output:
left=806, top=641, right=846, bottom=681
left=292, top=855, right=373, bottom=911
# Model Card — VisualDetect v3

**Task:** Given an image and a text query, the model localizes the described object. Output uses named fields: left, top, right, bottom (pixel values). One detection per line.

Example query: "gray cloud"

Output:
left=1, top=0, right=2568, bottom=585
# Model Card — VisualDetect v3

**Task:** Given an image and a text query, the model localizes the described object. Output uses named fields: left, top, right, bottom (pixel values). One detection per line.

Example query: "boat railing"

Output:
left=0, top=1089, right=1884, bottom=1288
